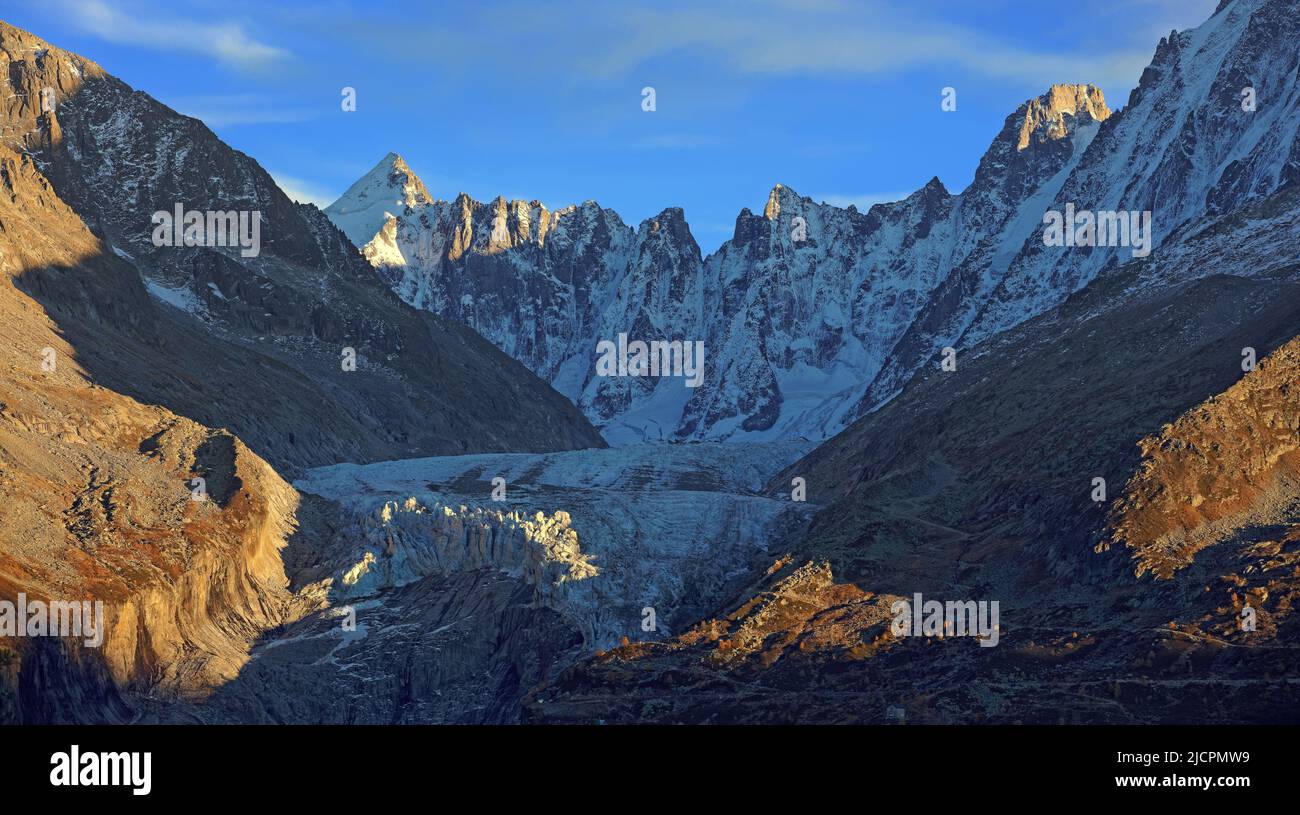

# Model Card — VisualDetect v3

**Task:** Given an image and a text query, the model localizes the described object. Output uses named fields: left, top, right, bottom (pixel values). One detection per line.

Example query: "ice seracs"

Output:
left=295, top=441, right=814, bottom=648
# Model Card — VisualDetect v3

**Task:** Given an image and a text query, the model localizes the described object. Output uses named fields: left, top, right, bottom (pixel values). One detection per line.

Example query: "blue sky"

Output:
left=9, top=0, right=1218, bottom=251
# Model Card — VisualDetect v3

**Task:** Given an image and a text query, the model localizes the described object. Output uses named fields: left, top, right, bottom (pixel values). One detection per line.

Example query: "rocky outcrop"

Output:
left=1104, top=338, right=1300, bottom=578
left=0, top=144, right=309, bottom=721
left=0, top=19, right=604, bottom=724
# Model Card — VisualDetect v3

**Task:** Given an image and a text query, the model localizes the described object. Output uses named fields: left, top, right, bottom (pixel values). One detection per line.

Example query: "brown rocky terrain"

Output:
left=0, top=144, right=313, bottom=721
left=0, top=21, right=603, bottom=722
left=527, top=190, right=1300, bottom=723
left=1103, top=338, right=1300, bottom=579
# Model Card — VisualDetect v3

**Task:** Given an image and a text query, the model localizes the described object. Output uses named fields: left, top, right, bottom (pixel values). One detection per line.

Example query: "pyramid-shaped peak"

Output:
left=381, top=152, right=419, bottom=176
left=368, top=152, right=422, bottom=185
left=325, top=152, right=432, bottom=247
left=919, top=175, right=950, bottom=197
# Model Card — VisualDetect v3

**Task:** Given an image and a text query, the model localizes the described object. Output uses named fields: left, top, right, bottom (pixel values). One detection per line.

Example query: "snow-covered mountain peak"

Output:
left=640, top=207, right=693, bottom=240
left=327, top=0, right=1300, bottom=446
left=763, top=184, right=783, bottom=219
left=762, top=183, right=810, bottom=220
left=906, top=176, right=952, bottom=209
left=324, top=151, right=432, bottom=246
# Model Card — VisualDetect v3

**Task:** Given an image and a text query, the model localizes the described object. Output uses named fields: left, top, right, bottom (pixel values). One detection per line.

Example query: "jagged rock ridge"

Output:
left=330, top=82, right=1112, bottom=441
left=335, top=0, right=1300, bottom=445
left=1, top=20, right=604, bottom=472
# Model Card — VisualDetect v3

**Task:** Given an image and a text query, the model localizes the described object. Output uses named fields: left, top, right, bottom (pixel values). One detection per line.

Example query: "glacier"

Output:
left=293, top=440, right=815, bottom=649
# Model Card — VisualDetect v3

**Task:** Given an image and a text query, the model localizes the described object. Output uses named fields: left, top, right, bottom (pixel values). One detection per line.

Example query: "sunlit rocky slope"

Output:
left=3, top=0, right=1300, bottom=726
left=0, top=20, right=601, bottom=722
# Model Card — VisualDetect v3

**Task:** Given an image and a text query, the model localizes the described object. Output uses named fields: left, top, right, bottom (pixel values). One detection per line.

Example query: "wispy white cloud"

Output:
left=577, top=1, right=1154, bottom=92
left=271, top=173, right=337, bottom=208
left=57, top=0, right=290, bottom=72
left=347, top=0, right=1217, bottom=96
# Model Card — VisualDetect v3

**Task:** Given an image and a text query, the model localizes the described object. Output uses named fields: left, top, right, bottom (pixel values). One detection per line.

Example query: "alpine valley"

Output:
left=1, top=0, right=1298, bottom=725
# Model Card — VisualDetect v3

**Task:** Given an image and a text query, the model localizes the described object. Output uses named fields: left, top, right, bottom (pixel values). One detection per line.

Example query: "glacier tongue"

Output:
left=295, top=441, right=815, bottom=649
left=169, top=441, right=811, bottom=722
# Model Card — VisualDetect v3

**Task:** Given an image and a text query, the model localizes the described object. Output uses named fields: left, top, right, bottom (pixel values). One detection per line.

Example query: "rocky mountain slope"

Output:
left=1, top=21, right=603, bottom=473
left=0, top=140, right=313, bottom=722
left=528, top=183, right=1300, bottom=723
left=0, top=20, right=602, bottom=722
left=334, top=0, right=1300, bottom=449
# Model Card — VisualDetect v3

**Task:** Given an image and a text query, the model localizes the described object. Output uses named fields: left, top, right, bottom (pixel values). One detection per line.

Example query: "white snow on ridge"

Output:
left=324, top=152, right=431, bottom=248
left=325, top=2, right=1299, bottom=445
left=143, top=277, right=203, bottom=315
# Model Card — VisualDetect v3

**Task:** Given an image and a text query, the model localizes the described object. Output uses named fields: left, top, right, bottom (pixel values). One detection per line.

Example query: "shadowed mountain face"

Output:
left=526, top=183, right=1300, bottom=723
left=0, top=141, right=308, bottom=722
left=0, top=21, right=602, bottom=722
left=0, top=21, right=604, bottom=474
